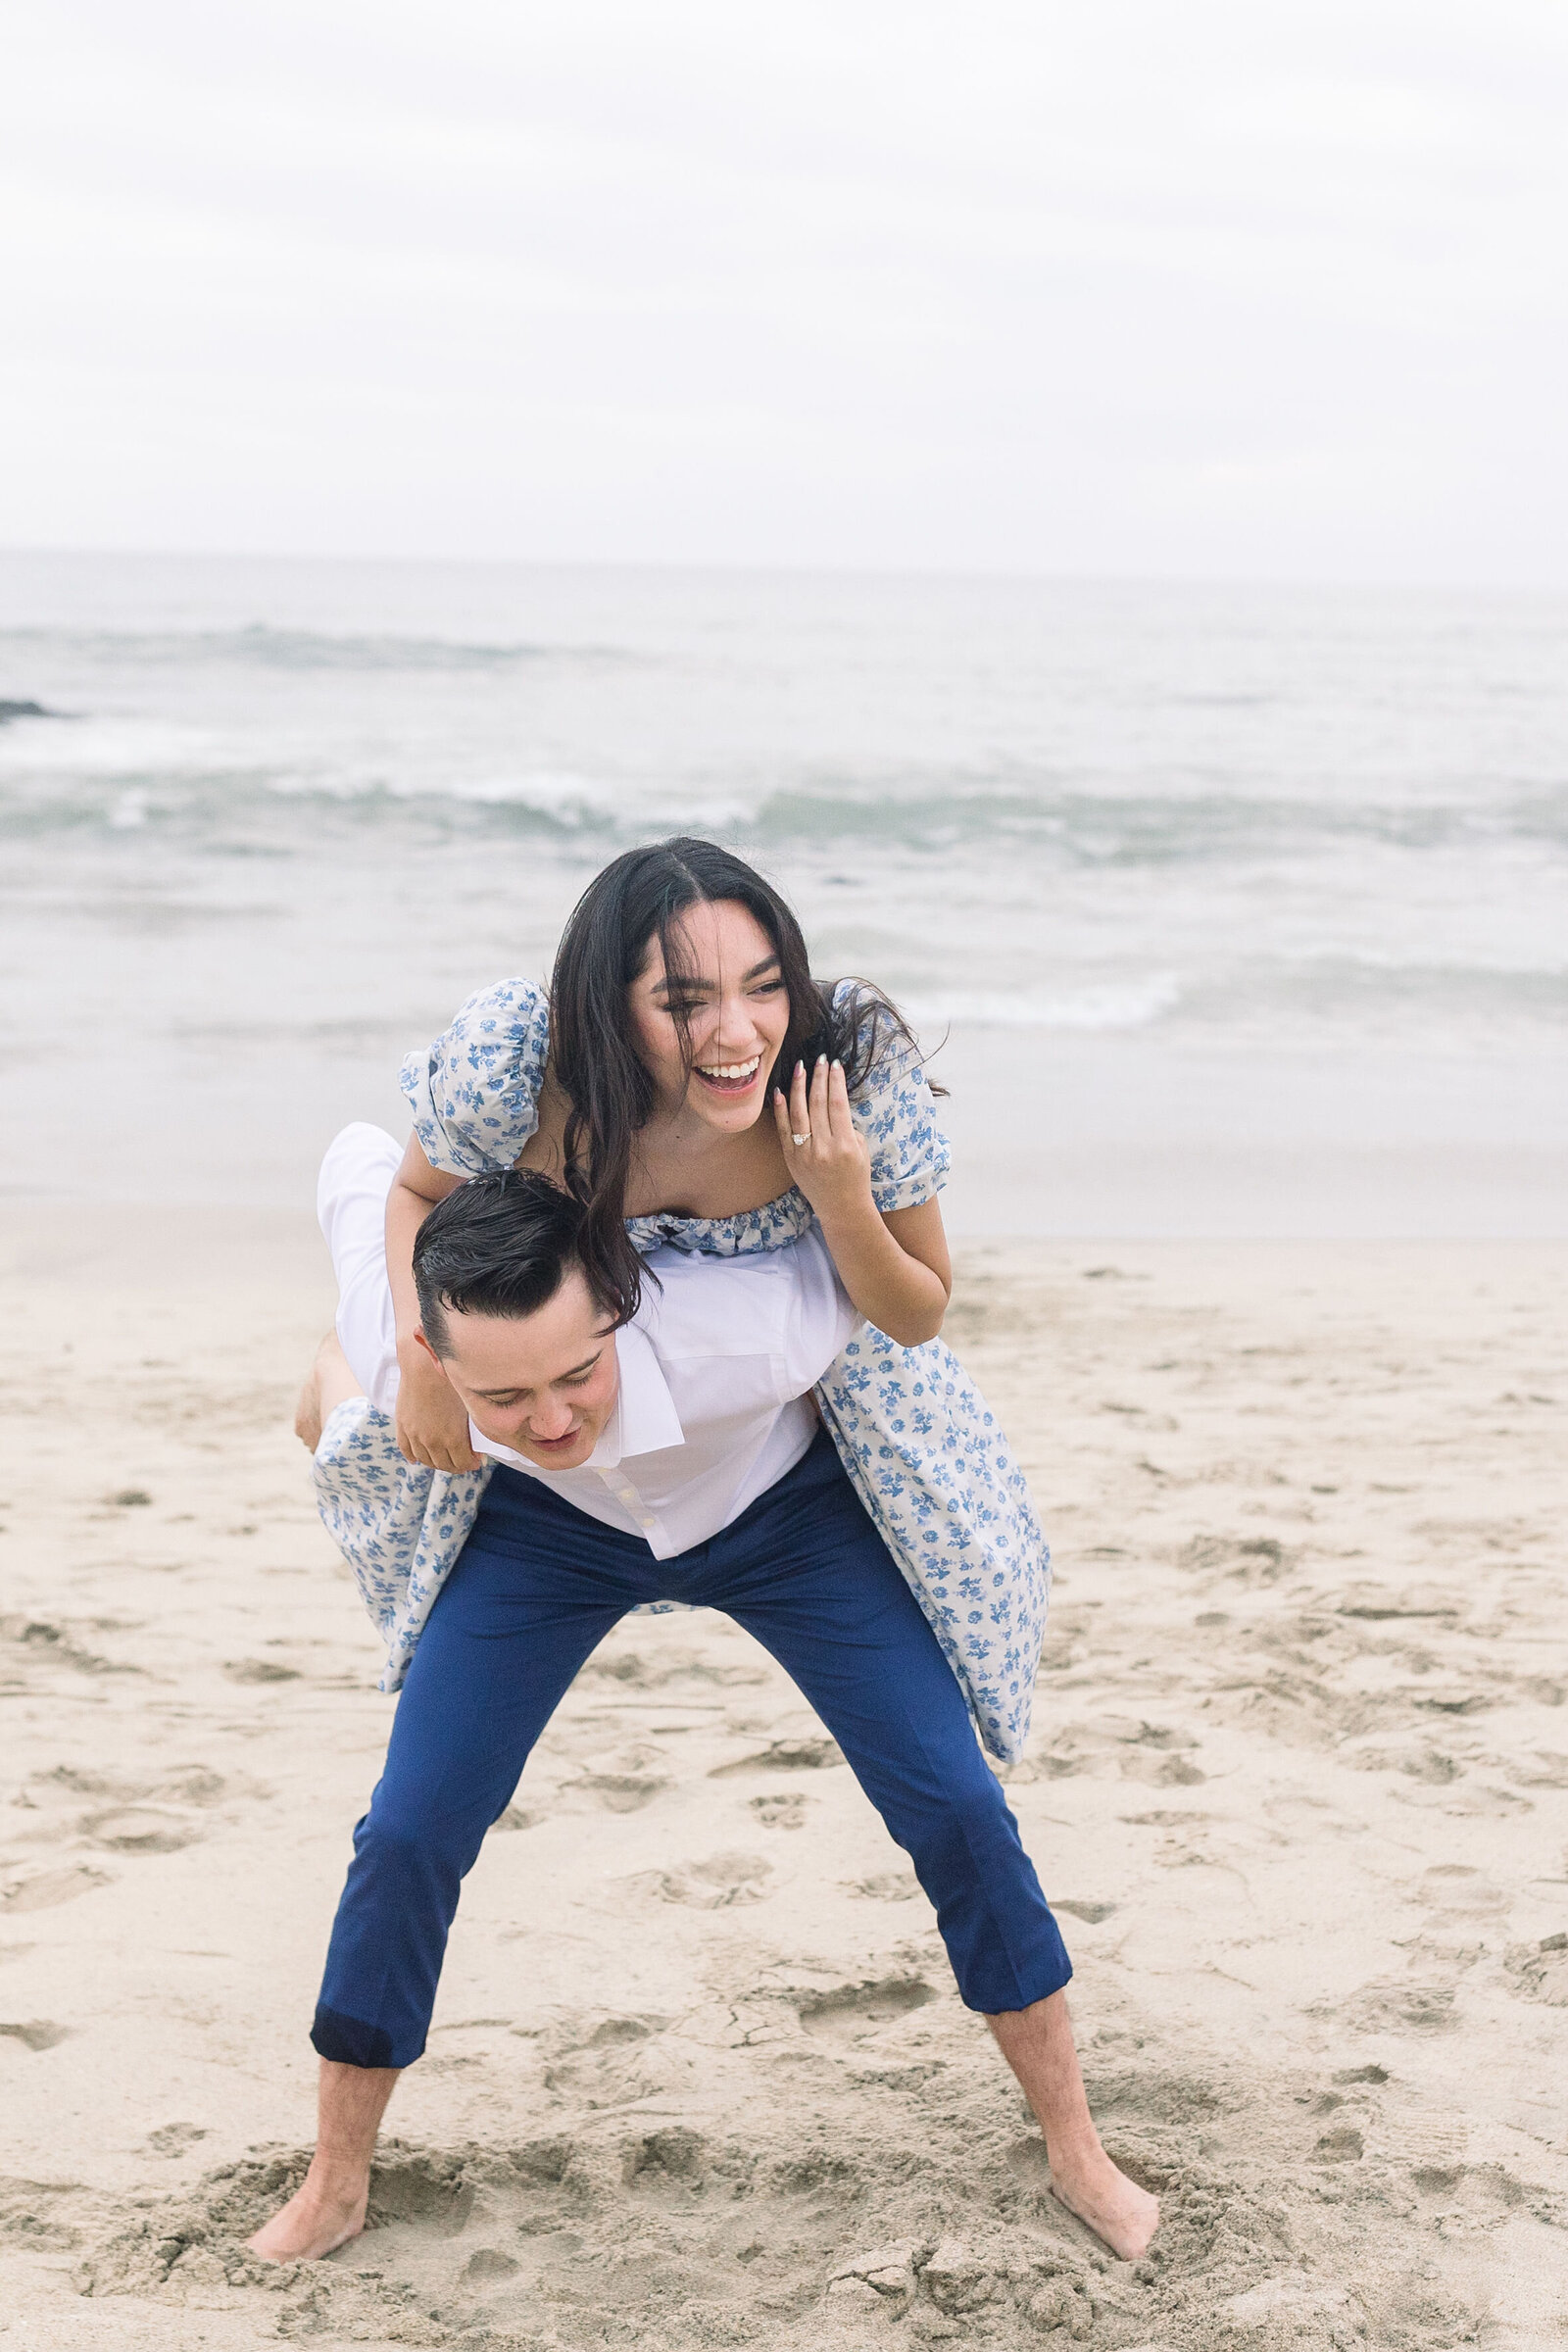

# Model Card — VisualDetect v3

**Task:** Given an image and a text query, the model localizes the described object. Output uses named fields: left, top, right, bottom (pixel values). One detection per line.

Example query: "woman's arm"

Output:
left=385, top=1133, right=479, bottom=1471
left=773, top=1059, right=952, bottom=1346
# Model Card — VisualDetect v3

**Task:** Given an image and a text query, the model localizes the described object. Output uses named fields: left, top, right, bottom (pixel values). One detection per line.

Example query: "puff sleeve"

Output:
left=399, top=978, right=551, bottom=1177
left=838, top=985, right=952, bottom=1213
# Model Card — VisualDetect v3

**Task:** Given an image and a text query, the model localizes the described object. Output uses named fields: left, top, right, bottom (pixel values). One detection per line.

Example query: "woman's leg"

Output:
left=294, top=1329, right=360, bottom=1452
left=317, top=1121, right=403, bottom=1413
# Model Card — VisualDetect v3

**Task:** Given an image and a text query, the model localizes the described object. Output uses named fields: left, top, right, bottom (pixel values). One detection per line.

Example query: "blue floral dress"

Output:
left=313, top=978, right=1051, bottom=1762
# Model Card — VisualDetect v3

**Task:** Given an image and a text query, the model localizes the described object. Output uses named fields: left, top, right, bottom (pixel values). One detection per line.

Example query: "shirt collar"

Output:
left=588, top=1319, right=685, bottom=1466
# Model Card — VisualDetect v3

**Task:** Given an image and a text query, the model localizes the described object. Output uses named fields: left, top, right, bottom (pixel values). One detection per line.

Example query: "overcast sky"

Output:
left=3, top=0, right=1565, bottom=581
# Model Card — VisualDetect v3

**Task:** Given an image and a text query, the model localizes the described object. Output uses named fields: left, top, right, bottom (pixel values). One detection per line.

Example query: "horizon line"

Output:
left=1, top=542, right=1565, bottom=601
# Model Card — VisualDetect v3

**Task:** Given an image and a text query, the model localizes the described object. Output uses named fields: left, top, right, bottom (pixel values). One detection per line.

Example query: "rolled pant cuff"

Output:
left=963, top=1947, right=1073, bottom=2017
left=311, top=2003, right=406, bottom=2070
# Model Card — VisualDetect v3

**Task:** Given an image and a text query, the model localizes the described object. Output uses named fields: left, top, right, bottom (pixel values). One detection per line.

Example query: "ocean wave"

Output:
left=1171, top=957, right=1568, bottom=1039
left=261, top=766, right=631, bottom=840
left=4, top=733, right=1566, bottom=880
left=905, top=977, right=1183, bottom=1032
left=232, top=772, right=1568, bottom=862
left=905, top=960, right=1568, bottom=1041
left=741, top=784, right=1568, bottom=863
left=0, top=623, right=637, bottom=672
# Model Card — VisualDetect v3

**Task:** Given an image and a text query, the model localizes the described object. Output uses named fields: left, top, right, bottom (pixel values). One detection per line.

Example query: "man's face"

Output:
left=418, top=1265, right=620, bottom=1471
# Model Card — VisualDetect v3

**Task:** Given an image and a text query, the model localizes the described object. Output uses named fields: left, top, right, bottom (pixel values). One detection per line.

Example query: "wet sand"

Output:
left=2, top=1213, right=1566, bottom=2348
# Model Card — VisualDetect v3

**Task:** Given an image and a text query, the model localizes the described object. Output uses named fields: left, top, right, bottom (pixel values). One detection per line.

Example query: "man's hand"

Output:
left=773, top=1056, right=874, bottom=1225
left=394, top=1341, right=481, bottom=1472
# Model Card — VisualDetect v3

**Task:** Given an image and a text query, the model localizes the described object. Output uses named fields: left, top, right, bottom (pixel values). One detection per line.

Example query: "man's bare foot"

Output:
left=294, top=1330, right=353, bottom=1452
left=247, top=2170, right=368, bottom=2263
left=251, top=2059, right=396, bottom=2263
left=986, top=1992, right=1159, bottom=2264
left=1049, top=2144, right=1158, bottom=2262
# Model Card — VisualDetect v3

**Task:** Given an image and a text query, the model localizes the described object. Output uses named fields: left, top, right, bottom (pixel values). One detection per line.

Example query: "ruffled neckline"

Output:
left=625, top=1189, right=816, bottom=1258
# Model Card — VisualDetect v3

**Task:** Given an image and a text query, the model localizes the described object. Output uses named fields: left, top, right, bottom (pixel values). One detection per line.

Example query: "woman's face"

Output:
left=627, top=898, right=793, bottom=1134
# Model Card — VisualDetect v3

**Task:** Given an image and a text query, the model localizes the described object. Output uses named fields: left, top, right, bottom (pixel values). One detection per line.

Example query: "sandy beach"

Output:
left=2, top=1213, right=1566, bottom=2349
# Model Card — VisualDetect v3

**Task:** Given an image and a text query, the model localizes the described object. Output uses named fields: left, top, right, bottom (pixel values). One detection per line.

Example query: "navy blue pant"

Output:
left=313, top=1432, right=1070, bottom=2069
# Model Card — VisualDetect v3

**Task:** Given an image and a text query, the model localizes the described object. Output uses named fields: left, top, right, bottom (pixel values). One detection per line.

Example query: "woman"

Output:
left=311, top=837, right=1050, bottom=1760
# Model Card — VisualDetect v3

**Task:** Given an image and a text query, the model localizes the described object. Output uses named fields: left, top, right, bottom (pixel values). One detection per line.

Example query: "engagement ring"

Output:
left=792, top=1132, right=809, bottom=1147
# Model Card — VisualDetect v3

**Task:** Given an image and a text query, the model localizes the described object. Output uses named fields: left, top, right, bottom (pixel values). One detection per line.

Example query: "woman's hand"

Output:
left=772, top=1054, right=951, bottom=1347
left=773, top=1056, right=874, bottom=1222
left=393, top=1338, right=482, bottom=1472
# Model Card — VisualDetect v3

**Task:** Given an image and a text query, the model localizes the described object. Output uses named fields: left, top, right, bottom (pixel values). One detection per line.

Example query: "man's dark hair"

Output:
left=412, top=1169, right=630, bottom=1357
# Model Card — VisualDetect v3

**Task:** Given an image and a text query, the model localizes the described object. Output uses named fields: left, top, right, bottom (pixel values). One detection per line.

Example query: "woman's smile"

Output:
left=693, top=1053, right=763, bottom=1099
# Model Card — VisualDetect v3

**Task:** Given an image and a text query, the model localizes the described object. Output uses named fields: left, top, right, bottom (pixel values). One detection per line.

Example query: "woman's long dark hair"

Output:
left=550, top=837, right=926, bottom=1316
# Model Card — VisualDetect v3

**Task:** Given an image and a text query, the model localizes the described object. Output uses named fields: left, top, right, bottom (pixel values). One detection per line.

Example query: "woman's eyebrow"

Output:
left=653, top=952, right=779, bottom=997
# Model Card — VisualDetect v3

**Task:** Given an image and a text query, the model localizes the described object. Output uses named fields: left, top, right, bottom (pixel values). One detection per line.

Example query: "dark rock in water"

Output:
left=0, top=700, right=61, bottom=723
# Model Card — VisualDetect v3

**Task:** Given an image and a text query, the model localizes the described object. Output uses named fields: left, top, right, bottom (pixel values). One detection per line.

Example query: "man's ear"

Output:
left=412, top=1326, right=448, bottom=1377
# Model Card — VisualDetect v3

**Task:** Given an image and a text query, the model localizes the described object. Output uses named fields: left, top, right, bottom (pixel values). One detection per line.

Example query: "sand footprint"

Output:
left=710, top=1736, right=844, bottom=1778
left=616, top=1852, right=773, bottom=1909
left=365, top=2151, right=475, bottom=2237
left=542, top=2013, right=670, bottom=2097
left=0, top=1864, right=112, bottom=1912
left=85, top=1807, right=202, bottom=1855
left=564, top=1741, right=672, bottom=1812
left=622, top=2125, right=708, bottom=2201
left=844, top=1870, right=921, bottom=1902
left=1407, top=1865, right=1509, bottom=1932
left=569, top=1771, right=670, bottom=1812
left=1504, top=1933, right=1568, bottom=2005
left=797, top=1978, right=936, bottom=2044
left=0, top=2019, right=72, bottom=2050
left=749, top=1792, right=810, bottom=1830
left=461, top=2245, right=519, bottom=2283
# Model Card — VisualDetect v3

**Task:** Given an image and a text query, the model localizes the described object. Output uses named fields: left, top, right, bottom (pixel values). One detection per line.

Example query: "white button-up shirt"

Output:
left=471, top=1232, right=860, bottom=1555
left=323, top=1127, right=861, bottom=1558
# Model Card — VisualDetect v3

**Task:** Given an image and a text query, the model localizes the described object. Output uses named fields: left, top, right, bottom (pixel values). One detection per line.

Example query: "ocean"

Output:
left=2, top=550, right=1564, bottom=1233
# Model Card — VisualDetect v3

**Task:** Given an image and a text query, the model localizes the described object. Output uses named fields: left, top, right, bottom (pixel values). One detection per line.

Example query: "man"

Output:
left=251, top=1128, right=1157, bottom=2264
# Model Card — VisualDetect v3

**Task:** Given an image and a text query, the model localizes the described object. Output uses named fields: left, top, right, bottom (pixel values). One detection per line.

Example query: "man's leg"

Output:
left=706, top=1444, right=1157, bottom=2261
left=988, top=1993, right=1157, bottom=2259
left=248, top=2062, right=399, bottom=2262
left=249, top=1476, right=643, bottom=2261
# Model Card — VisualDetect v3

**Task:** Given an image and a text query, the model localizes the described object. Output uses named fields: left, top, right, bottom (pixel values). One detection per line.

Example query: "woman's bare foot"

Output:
left=247, top=2168, right=368, bottom=2263
left=294, top=1330, right=355, bottom=1452
left=1049, top=2145, right=1159, bottom=2262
